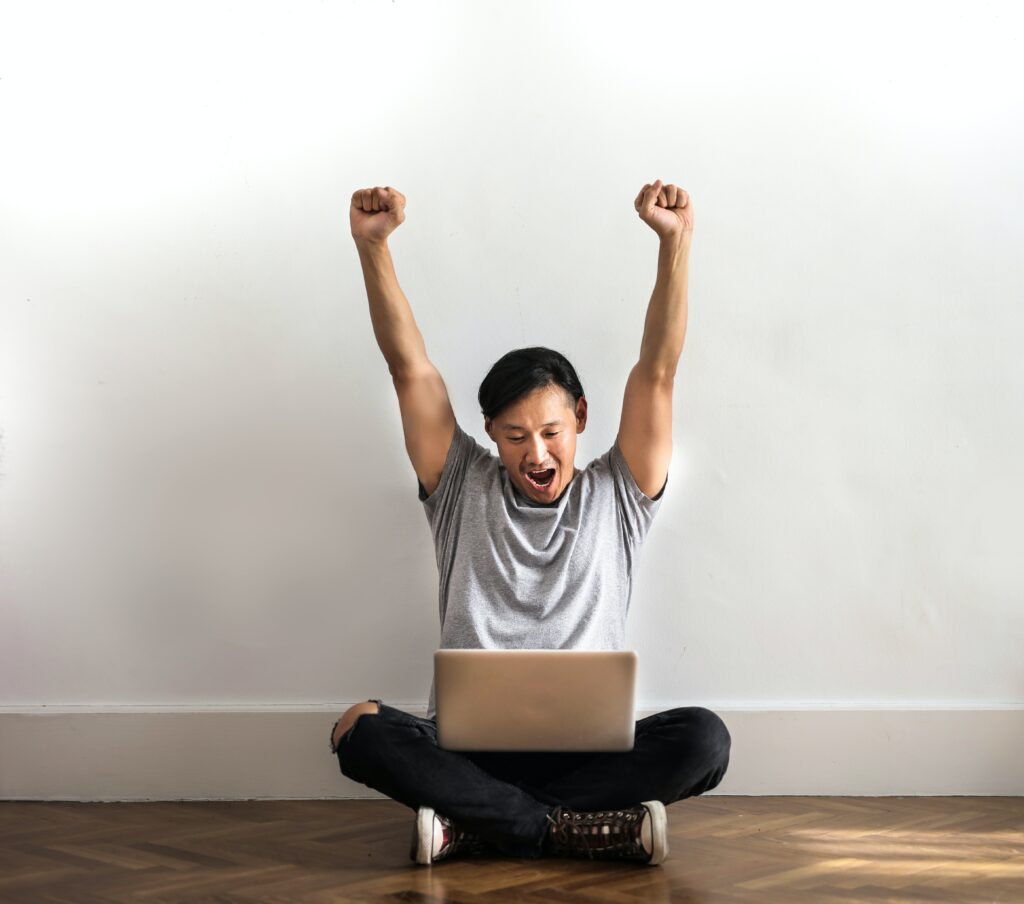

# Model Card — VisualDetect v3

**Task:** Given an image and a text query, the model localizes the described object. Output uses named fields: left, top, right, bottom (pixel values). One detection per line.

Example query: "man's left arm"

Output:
left=616, top=180, right=693, bottom=499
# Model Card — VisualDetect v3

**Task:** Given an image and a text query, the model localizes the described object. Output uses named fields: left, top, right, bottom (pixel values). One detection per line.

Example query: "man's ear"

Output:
left=575, top=396, right=588, bottom=433
left=484, top=417, right=493, bottom=441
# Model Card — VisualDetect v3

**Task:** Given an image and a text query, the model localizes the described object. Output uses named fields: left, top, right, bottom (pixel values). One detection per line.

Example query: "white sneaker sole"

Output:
left=641, top=800, right=669, bottom=865
left=414, top=806, right=436, bottom=865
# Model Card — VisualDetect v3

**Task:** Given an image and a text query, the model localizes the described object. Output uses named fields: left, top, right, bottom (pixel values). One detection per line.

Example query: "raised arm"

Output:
left=615, top=180, right=693, bottom=500
left=350, top=186, right=455, bottom=496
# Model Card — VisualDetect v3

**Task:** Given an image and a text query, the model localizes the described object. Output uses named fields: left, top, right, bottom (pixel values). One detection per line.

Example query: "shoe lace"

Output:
left=545, top=806, right=648, bottom=860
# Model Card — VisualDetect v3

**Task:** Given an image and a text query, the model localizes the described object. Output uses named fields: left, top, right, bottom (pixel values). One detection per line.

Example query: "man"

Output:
left=330, top=181, right=731, bottom=866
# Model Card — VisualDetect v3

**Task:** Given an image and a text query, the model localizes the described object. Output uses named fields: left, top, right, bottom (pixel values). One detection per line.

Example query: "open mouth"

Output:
left=525, top=468, right=556, bottom=490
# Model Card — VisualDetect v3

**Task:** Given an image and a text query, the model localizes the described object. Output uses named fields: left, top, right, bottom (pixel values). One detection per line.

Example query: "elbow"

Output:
left=633, top=361, right=676, bottom=385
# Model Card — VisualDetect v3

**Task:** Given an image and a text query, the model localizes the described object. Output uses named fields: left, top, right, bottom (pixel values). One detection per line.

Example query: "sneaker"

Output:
left=409, top=806, right=490, bottom=865
left=544, top=800, right=668, bottom=865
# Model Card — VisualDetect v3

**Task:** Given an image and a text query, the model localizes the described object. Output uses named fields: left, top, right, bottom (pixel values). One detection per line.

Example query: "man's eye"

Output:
left=510, top=434, right=559, bottom=442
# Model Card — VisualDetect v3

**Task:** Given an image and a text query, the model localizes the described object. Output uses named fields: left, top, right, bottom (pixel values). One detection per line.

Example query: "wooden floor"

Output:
left=2, top=797, right=1021, bottom=902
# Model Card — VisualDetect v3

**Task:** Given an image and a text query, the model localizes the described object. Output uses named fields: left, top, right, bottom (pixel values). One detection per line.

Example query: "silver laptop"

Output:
left=435, top=649, right=637, bottom=752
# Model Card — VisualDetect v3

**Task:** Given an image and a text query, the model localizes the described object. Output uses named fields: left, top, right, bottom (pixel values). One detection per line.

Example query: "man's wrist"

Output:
left=354, top=236, right=389, bottom=252
left=661, top=232, right=692, bottom=253
left=658, top=233, right=691, bottom=273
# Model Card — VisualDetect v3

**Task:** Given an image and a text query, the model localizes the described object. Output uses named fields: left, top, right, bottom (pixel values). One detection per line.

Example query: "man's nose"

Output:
left=527, top=435, right=548, bottom=466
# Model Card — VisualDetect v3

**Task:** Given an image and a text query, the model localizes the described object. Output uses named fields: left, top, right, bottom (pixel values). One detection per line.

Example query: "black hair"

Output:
left=478, top=347, right=585, bottom=423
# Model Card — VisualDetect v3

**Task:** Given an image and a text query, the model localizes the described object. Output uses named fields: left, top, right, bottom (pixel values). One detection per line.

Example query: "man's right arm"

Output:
left=355, top=237, right=432, bottom=378
left=351, top=189, right=455, bottom=497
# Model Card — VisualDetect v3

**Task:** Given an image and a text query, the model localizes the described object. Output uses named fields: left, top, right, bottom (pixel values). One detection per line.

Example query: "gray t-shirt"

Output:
left=417, top=420, right=667, bottom=719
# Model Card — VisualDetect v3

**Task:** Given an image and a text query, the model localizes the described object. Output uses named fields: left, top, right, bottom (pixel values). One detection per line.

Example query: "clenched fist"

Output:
left=635, top=179, right=693, bottom=242
left=351, top=186, right=406, bottom=244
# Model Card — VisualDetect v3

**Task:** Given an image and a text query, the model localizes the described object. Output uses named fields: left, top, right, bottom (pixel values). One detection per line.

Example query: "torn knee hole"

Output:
left=333, top=703, right=380, bottom=748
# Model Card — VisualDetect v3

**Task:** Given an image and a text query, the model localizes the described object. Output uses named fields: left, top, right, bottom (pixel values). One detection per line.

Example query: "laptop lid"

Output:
left=435, top=649, right=637, bottom=752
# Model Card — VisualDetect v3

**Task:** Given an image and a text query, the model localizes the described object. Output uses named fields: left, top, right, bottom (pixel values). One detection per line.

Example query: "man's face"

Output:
left=484, top=384, right=588, bottom=504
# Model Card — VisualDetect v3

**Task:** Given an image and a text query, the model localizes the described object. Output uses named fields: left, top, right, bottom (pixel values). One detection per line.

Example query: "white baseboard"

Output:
left=2, top=704, right=1021, bottom=800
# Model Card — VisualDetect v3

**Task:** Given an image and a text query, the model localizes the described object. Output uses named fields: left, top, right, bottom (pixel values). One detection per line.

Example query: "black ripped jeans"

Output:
left=330, top=699, right=732, bottom=858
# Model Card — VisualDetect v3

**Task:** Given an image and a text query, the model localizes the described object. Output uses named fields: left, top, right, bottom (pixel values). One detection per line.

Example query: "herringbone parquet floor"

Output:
left=2, top=796, right=1021, bottom=902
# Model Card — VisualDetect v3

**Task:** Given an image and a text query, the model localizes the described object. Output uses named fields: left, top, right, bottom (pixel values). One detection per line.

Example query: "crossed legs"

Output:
left=330, top=699, right=731, bottom=858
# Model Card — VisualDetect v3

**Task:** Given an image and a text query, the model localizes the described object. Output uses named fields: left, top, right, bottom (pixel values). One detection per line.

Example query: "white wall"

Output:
left=1, top=0, right=1022, bottom=790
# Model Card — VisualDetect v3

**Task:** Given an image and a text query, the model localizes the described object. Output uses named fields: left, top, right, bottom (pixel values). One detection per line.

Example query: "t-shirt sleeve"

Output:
left=606, top=437, right=667, bottom=550
left=417, top=420, right=489, bottom=537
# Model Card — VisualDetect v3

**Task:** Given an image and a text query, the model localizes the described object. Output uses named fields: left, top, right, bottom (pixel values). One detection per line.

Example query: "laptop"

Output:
left=434, top=649, right=637, bottom=752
